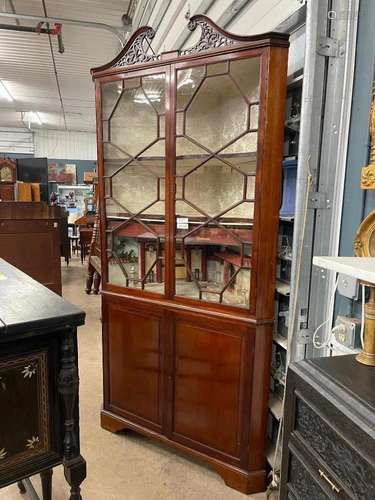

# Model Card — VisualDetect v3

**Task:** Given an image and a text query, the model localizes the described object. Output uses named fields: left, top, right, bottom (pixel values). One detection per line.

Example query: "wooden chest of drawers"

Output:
left=0, top=259, right=86, bottom=499
left=280, top=355, right=375, bottom=500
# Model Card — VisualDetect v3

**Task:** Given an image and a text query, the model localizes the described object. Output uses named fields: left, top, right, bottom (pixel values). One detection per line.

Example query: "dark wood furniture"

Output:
left=85, top=211, right=101, bottom=294
left=0, top=158, right=16, bottom=201
left=280, top=355, right=375, bottom=499
left=92, top=15, right=289, bottom=494
left=0, top=202, right=62, bottom=294
left=54, top=205, right=70, bottom=265
left=0, top=258, right=86, bottom=499
left=79, top=228, right=93, bottom=264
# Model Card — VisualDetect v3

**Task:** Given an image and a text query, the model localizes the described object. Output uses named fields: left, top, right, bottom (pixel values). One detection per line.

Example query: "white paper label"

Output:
left=176, top=217, right=189, bottom=229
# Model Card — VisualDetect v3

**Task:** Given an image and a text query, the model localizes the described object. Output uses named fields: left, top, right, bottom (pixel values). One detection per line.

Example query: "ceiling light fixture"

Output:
left=0, top=81, right=14, bottom=101
left=23, top=111, right=43, bottom=127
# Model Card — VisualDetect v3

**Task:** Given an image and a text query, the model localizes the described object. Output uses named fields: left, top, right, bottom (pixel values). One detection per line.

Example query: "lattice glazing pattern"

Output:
left=174, top=57, right=260, bottom=308
left=102, top=74, right=166, bottom=292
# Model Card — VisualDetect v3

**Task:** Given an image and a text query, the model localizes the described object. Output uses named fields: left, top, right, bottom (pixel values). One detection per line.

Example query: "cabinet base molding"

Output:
left=101, top=409, right=266, bottom=494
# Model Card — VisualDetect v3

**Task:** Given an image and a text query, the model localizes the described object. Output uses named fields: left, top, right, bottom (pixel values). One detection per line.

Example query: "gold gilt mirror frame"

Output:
left=353, top=210, right=375, bottom=366
left=354, top=209, right=375, bottom=257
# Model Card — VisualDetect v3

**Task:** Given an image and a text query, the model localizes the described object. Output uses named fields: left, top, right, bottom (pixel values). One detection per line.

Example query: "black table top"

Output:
left=309, top=354, right=375, bottom=409
left=292, top=354, right=375, bottom=416
left=0, top=258, right=85, bottom=337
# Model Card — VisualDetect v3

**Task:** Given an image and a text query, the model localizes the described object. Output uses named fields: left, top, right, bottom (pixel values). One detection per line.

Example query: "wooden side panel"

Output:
left=105, top=297, right=164, bottom=429
left=170, top=312, right=251, bottom=462
left=0, top=219, right=61, bottom=295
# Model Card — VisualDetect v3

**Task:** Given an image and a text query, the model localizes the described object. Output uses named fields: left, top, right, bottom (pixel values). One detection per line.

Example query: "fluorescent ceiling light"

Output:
left=0, top=81, right=14, bottom=101
left=24, top=111, right=43, bottom=126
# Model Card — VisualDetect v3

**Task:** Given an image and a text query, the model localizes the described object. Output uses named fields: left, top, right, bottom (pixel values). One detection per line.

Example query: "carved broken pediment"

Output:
left=180, top=15, right=239, bottom=55
left=113, top=27, right=159, bottom=67
left=91, top=15, right=288, bottom=75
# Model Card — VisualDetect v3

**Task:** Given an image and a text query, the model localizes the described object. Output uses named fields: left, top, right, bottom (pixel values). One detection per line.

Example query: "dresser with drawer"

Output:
left=280, top=355, right=375, bottom=500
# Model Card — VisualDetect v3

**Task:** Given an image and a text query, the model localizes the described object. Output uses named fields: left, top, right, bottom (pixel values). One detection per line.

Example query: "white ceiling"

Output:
left=0, top=0, right=129, bottom=132
left=0, top=0, right=304, bottom=134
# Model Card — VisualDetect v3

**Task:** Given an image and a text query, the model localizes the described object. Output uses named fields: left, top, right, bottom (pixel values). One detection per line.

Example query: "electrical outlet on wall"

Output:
left=334, top=315, right=362, bottom=349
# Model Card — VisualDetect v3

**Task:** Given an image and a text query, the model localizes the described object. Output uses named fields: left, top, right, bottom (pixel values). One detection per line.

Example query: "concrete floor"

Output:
left=0, top=258, right=272, bottom=500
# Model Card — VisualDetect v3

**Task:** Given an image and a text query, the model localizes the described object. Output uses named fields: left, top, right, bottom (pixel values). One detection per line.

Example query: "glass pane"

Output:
left=185, top=74, right=248, bottom=152
left=176, top=66, right=206, bottom=111
left=207, top=61, right=228, bottom=76
left=174, top=57, right=260, bottom=309
left=230, top=57, right=260, bottom=102
left=102, top=74, right=166, bottom=293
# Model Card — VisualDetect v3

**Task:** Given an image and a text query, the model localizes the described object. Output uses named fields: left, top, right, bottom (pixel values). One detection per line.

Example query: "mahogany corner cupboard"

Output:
left=91, top=16, right=289, bottom=494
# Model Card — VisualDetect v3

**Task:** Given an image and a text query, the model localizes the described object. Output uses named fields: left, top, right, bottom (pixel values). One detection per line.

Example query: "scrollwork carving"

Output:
left=180, top=16, right=238, bottom=55
left=114, top=27, right=159, bottom=67
left=361, top=80, right=375, bottom=189
left=295, top=398, right=375, bottom=498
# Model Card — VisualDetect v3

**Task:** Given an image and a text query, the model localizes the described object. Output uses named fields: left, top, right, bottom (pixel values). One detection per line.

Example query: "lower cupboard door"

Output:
left=105, top=300, right=164, bottom=431
left=170, top=313, right=252, bottom=463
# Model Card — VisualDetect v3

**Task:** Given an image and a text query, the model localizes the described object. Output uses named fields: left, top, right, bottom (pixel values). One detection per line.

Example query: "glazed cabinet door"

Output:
left=168, top=311, right=253, bottom=466
left=102, top=295, right=166, bottom=432
left=99, top=68, right=169, bottom=295
left=172, top=54, right=261, bottom=312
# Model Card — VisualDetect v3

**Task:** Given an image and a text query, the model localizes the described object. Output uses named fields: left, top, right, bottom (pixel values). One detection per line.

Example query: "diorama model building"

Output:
left=92, top=16, right=289, bottom=494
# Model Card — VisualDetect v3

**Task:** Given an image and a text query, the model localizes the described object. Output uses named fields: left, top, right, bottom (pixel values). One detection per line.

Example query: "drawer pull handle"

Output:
left=319, top=469, right=340, bottom=494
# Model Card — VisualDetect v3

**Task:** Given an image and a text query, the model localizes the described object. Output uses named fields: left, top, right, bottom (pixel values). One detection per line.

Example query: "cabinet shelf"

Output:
left=269, top=392, right=283, bottom=420
left=266, top=440, right=276, bottom=468
left=276, top=280, right=291, bottom=296
left=279, top=215, right=294, bottom=222
left=105, top=151, right=258, bottom=163
left=273, top=333, right=288, bottom=349
left=277, top=253, right=292, bottom=262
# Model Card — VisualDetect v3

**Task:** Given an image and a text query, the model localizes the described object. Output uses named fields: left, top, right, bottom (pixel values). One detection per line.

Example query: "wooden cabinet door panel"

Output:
left=171, top=313, right=250, bottom=461
left=0, top=220, right=61, bottom=294
left=106, top=300, right=164, bottom=429
left=0, top=184, right=14, bottom=201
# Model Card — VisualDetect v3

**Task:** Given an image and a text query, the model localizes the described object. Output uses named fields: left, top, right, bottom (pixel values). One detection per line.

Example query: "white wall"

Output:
left=34, top=129, right=97, bottom=160
left=0, top=127, right=34, bottom=154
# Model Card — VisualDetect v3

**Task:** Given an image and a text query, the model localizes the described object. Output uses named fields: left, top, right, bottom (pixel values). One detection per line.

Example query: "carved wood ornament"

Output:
left=361, top=80, right=375, bottom=189
left=92, top=15, right=287, bottom=74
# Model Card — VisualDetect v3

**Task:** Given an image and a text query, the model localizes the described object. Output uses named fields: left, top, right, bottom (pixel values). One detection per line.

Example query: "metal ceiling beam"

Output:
left=153, top=0, right=186, bottom=52
left=151, top=0, right=172, bottom=31
left=139, top=0, right=158, bottom=27
left=276, top=3, right=306, bottom=34
left=0, top=10, right=127, bottom=44
left=7, top=0, right=19, bottom=26
left=217, top=0, right=253, bottom=29
left=132, top=0, right=148, bottom=30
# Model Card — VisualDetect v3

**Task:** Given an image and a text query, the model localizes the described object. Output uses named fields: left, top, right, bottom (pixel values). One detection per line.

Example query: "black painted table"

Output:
left=0, top=258, right=86, bottom=499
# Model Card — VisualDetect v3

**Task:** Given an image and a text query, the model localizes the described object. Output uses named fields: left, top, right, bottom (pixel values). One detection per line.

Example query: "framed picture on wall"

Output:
left=48, top=162, right=77, bottom=184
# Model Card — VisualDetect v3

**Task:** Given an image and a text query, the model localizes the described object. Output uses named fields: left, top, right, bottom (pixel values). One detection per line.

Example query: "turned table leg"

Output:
left=40, top=469, right=53, bottom=500
left=85, top=263, right=94, bottom=294
left=17, top=481, right=26, bottom=494
left=58, top=330, right=86, bottom=500
left=93, top=272, right=101, bottom=294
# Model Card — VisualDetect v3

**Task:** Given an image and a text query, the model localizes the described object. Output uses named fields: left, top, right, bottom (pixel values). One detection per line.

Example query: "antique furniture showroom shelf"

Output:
left=280, top=355, right=375, bottom=500
left=0, top=259, right=86, bottom=500
left=91, top=15, right=289, bottom=494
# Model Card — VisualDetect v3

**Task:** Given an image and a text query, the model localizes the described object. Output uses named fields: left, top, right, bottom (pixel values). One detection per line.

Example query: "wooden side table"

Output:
left=0, top=259, right=86, bottom=499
